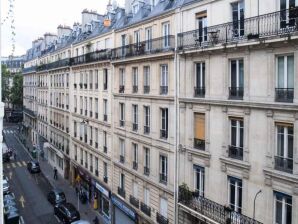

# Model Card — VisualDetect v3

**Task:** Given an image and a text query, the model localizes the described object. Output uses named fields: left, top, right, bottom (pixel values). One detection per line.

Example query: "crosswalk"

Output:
left=4, top=161, right=27, bottom=169
left=3, top=129, right=17, bottom=134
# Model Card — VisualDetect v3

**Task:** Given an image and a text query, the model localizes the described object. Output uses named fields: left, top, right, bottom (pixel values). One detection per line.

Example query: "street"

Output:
left=3, top=123, right=59, bottom=224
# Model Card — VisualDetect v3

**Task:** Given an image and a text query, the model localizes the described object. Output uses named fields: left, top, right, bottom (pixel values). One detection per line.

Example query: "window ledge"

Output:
left=220, top=156, right=251, bottom=179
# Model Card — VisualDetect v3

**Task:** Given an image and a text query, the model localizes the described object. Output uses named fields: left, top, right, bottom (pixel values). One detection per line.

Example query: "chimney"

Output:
left=81, top=9, right=101, bottom=32
left=57, top=25, right=72, bottom=38
left=44, top=33, right=57, bottom=47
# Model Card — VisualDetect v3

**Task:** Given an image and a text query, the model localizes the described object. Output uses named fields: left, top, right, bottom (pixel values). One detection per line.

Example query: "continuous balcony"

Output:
left=275, top=88, right=294, bottom=102
left=274, top=156, right=293, bottom=174
left=72, top=49, right=111, bottom=66
left=179, top=186, right=262, bottom=224
left=23, top=108, right=37, bottom=118
left=22, top=66, right=36, bottom=74
left=178, top=9, right=298, bottom=52
left=36, top=58, right=71, bottom=71
left=111, top=36, right=175, bottom=60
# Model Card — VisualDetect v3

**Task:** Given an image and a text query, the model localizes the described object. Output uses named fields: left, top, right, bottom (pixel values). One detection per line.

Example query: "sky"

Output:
left=1, top=0, right=124, bottom=57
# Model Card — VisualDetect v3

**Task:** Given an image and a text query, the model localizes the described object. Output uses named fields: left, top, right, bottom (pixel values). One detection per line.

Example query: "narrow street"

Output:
left=3, top=123, right=59, bottom=224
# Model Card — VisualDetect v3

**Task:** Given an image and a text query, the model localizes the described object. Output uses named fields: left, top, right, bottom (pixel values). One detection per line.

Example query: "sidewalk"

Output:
left=16, top=132, right=103, bottom=224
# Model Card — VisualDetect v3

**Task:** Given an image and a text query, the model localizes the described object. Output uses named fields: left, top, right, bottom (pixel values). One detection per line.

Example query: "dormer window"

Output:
left=87, top=24, right=92, bottom=32
left=151, top=0, right=157, bottom=10
left=133, top=4, right=139, bottom=14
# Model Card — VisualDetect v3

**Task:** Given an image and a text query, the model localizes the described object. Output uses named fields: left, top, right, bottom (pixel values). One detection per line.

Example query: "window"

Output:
left=161, top=108, right=168, bottom=139
left=119, top=68, right=125, bottom=93
left=150, top=0, right=156, bottom=9
left=231, top=1, right=244, bottom=37
left=132, top=67, right=138, bottom=93
left=194, top=113, right=205, bottom=150
left=160, top=197, right=168, bottom=218
left=120, top=103, right=125, bottom=125
left=160, top=65, right=168, bottom=95
left=95, top=98, right=99, bottom=118
left=133, top=181, right=138, bottom=198
left=95, top=128, right=98, bottom=147
left=159, top=155, right=168, bottom=184
left=276, top=124, right=293, bottom=173
left=120, top=173, right=125, bottom=189
left=133, top=143, right=138, bottom=164
left=274, top=191, right=292, bottom=224
left=228, top=176, right=242, bottom=213
left=144, top=106, right=150, bottom=134
left=229, top=118, right=244, bottom=160
left=134, top=30, right=140, bottom=45
left=276, top=55, right=294, bottom=102
left=230, top=59, right=244, bottom=99
left=144, top=147, right=150, bottom=169
left=144, top=66, right=150, bottom=89
left=280, top=0, right=296, bottom=28
left=103, top=162, right=107, bottom=178
left=162, top=22, right=170, bottom=48
left=196, top=12, right=207, bottom=43
left=132, top=105, right=138, bottom=128
left=133, top=4, right=139, bottom=14
left=144, top=188, right=150, bottom=205
left=103, top=69, right=108, bottom=90
left=195, top=62, right=205, bottom=97
left=103, top=131, right=107, bottom=149
left=145, top=28, right=152, bottom=51
left=95, top=70, right=99, bottom=89
left=89, top=70, right=93, bottom=89
left=103, top=99, right=108, bottom=121
left=120, top=139, right=125, bottom=162
left=194, top=165, right=204, bottom=196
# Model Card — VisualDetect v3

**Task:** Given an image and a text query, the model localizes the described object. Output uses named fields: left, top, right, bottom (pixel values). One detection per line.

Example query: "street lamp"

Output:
left=253, top=189, right=262, bottom=220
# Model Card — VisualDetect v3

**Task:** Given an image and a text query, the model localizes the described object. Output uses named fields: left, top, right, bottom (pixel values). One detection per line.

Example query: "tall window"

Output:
left=103, top=162, right=108, bottom=178
left=161, top=108, right=168, bottom=139
left=103, top=99, right=108, bottom=120
left=132, top=105, right=138, bottom=127
left=229, top=118, right=244, bottom=160
left=120, top=103, right=125, bottom=126
left=160, top=65, right=168, bottom=95
left=132, top=67, right=138, bottom=93
left=144, top=106, right=150, bottom=134
left=120, top=173, right=125, bottom=189
left=276, top=124, right=293, bottom=173
left=231, top=1, right=244, bottom=37
left=103, top=69, right=108, bottom=90
left=95, top=98, right=99, bottom=118
left=276, top=55, right=294, bottom=102
left=230, top=59, right=244, bottom=99
left=133, top=143, right=138, bottom=165
left=228, top=176, right=242, bottom=213
left=196, top=12, right=207, bottom=43
left=133, top=181, right=138, bottom=198
left=145, top=27, right=152, bottom=51
left=280, top=0, right=296, bottom=28
left=194, top=165, right=204, bottom=196
left=89, top=70, right=93, bottom=89
left=144, top=66, right=150, bottom=91
left=95, top=157, right=99, bottom=173
left=162, top=22, right=170, bottom=48
left=119, top=68, right=125, bottom=85
left=134, top=30, right=140, bottom=45
left=144, top=188, right=150, bottom=205
left=194, top=113, right=205, bottom=150
left=144, top=147, right=150, bottom=169
left=159, top=155, right=168, bottom=184
left=274, top=191, right=292, bottom=224
left=95, top=70, right=99, bottom=89
left=159, top=198, right=168, bottom=218
left=103, top=131, right=107, bottom=149
left=195, top=62, right=205, bottom=97
left=120, top=139, right=125, bottom=160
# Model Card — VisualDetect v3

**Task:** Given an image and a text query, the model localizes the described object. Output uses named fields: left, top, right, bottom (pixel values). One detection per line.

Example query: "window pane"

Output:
left=278, top=57, right=285, bottom=88
left=275, top=199, right=283, bottom=224
left=287, top=56, right=294, bottom=88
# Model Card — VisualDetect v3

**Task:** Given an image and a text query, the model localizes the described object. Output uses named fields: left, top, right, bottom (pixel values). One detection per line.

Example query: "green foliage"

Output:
left=2, top=64, right=11, bottom=103
left=10, top=74, right=23, bottom=107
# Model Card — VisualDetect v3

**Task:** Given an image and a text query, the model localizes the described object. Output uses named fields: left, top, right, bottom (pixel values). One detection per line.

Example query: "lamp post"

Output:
left=253, top=189, right=262, bottom=220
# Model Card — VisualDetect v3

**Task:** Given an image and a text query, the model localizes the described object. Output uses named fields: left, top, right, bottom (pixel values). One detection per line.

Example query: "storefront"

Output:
left=93, top=180, right=111, bottom=224
left=74, top=166, right=92, bottom=202
left=111, top=194, right=138, bottom=224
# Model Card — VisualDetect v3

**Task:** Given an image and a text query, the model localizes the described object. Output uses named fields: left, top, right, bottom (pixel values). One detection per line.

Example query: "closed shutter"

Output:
left=194, top=113, right=205, bottom=140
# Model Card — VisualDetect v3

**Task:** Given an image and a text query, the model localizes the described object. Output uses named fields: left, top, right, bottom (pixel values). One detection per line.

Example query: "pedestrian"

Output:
left=53, top=167, right=58, bottom=180
left=13, top=151, right=17, bottom=161
left=93, top=216, right=99, bottom=224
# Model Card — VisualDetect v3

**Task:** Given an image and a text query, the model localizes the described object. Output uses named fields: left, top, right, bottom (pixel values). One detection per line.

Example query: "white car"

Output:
left=3, top=179, right=10, bottom=194
left=71, top=221, right=91, bottom=224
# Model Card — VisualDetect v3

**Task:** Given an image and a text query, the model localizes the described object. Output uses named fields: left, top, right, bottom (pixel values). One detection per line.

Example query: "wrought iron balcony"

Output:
left=95, top=112, right=98, bottom=119
left=118, top=187, right=125, bottom=198
left=228, top=145, right=243, bottom=160
left=274, top=156, right=293, bottom=174
left=160, top=129, right=168, bottom=139
left=194, top=138, right=205, bottom=150
left=132, top=123, right=138, bottom=131
left=275, top=88, right=294, bottom=103
left=22, top=66, right=36, bottom=74
left=178, top=8, right=298, bottom=51
left=95, top=170, right=99, bottom=176
left=144, top=85, right=150, bottom=94
left=144, top=126, right=150, bottom=134
left=104, top=114, right=108, bottom=122
left=119, top=85, right=125, bottom=93
left=144, top=166, right=150, bottom=176
left=84, top=84, right=87, bottom=89
left=111, top=36, right=175, bottom=60
left=85, top=110, right=87, bottom=116
left=141, top=202, right=151, bottom=217
left=104, top=83, right=108, bottom=90
left=46, top=58, right=71, bottom=70
left=89, top=111, right=93, bottom=117
left=130, top=195, right=139, bottom=209
left=178, top=185, right=262, bottom=224
left=133, top=161, right=138, bottom=170
left=80, top=159, right=83, bottom=165
left=104, top=176, right=108, bottom=183
left=23, top=108, right=37, bottom=118
left=79, top=83, right=83, bottom=89
left=160, top=86, right=168, bottom=95
left=103, top=146, right=107, bottom=153
left=229, top=87, right=244, bottom=100
left=74, top=84, right=77, bottom=89
left=194, top=87, right=206, bottom=97
left=89, top=139, right=93, bottom=145
left=120, top=120, right=125, bottom=127
left=71, top=49, right=111, bottom=66
left=156, top=212, right=169, bottom=224
left=159, top=173, right=167, bottom=184
left=132, top=85, right=138, bottom=93
left=120, top=155, right=125, bottom=163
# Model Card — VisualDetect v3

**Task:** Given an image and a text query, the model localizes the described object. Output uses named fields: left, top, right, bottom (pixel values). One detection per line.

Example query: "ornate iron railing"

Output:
left=229, top=87, right=244, bottom=100
left=274, top=156, right=293, bottom=173
left=156, top=212, right=169, bottom=224
left=228, top=145, right=243, bottom=160
left=194, top=87, right=205, bottom=97
left=23, top=108, right=37, bottom=118
left=111, top=36, right=175, bottom=60
left=178, top=8, right=298, bottom=51
left=22, top=66, right=36, bottom=74
left=141, top=202, right=151, bottom=217
left=118, top=187, right=125, bottom=198
left=275, top=88, right=294, bottom=102
left=194, top=138, right=205, bottom=150
left=144, top=85, right=150, bottom=94
left=179, top=186, right=262, bottom=224
left=72, top=49, right=111, bottom=66
left=129, top=195, right=139, bottom=209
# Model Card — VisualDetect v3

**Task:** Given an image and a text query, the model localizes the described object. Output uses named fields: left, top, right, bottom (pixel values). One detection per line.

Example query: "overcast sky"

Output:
left=1, top=0, right=124, bottom=57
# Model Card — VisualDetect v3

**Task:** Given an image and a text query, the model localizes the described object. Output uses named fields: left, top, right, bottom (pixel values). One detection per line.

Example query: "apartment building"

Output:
left=22, top=0, right=298, bottom=224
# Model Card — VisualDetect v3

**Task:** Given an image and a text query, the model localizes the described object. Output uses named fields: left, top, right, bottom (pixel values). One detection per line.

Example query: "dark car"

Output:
left=54, top=203, right=80, bottom=224
left=27, top=161, right=41, bottom=173
left=48, top=188, right=66, bottom=205
left=3, top=153, right=11, bottom=163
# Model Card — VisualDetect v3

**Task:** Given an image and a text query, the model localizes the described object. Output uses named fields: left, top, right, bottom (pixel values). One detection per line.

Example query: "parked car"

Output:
left=47, top=188, right=66, bottom=205
left=27, top=161, right=41, bottom=173
left=3, top=152, right=11, bottom=163
left=3, top=179, right=10, bottom=194
left=71, top=221, right=91, bottom=224
left=54, top=203, right=80, bottom=224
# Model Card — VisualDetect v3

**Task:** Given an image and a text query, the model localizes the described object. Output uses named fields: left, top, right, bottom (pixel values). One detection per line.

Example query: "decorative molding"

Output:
left=266, top=110, right=273, bottom=117
left=187, top=153, right=193, bottom=161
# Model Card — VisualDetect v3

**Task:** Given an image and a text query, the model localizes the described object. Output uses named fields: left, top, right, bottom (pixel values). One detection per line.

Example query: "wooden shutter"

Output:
left=194, top=113, right=205, bottom=140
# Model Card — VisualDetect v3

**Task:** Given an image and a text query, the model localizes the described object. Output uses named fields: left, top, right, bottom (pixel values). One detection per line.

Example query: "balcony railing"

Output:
left=228, top=145, right=243, bottom=160
left=275, top=88, right=294, bottom=102
left=95, top=170, right=99, bottom=176
left=178, top=186, right=262, bottom=224
left=120, top=155, right=125, bottom=163
left=160, top=129, right=168, bottom=139
left=156, top=212, right=169, bottom=224
left=144, top=85, right=150, bottom=94
left=46, top=58, right=71, bottom=70
left=144, top=166, right=150, bottom=176
left=132, top=123, right=138, bottom=131
left=104, top=176, right=108, bottom=183
left=274, top=156, right=293, bottom=174
left=118, top=187, right=126, bottom=198
left=160, top=86, right=168, bottom=95
left=132, top=85, right=138, bottom=93
left=194, top=87, right=206, bottom=97
left=144, top=126, right=150, bottom=134
left=229, top=87, right=244, bottom=100
left=141, top=202, right=151, bottom=217
left=133, top=161, right=138, bottom=170
left=120, top=120, right=125, bottom=127
left=178, top=8, right=298, bottom=51
left=22, top=66, right=36, bottom=74
left=159, top=173, right=167, bottom=184
left=103, top=146, right=107, bottom=153
left=119, top=85, right=125, bottom=93
left=130, top=195, right=139, bottom=209
left=111, top=36, right=175, bottom=60
left=103, top=114, right=108, bottom=122
left=72, top=49, right=111, bottom=66
left=194, top=138, right=205, bottom=150
left=23, top=108, right=37, bottom=118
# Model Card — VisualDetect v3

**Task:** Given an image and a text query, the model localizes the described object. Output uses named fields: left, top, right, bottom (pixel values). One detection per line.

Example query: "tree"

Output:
left=10, top=74, right=23, bottom=108
left=2, top=64, right=11, bottom=104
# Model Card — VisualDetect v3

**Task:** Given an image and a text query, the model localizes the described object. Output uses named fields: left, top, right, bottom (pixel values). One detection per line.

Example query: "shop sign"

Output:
left=95, top=182, right=109, bottom=198
left=111, top=195, right=136, bottom=221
